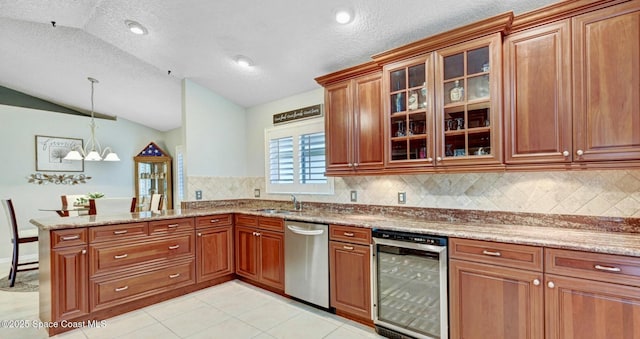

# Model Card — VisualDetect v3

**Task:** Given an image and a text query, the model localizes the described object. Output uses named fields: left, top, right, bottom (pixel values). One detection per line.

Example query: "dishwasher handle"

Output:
left=287, top=225, right=325, bottom=236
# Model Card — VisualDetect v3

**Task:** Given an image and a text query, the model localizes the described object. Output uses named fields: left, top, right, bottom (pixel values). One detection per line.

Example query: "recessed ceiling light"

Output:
left=125, top=20, right=148, bottom=35
left=335, top=9, right=354, bottom=24
left=235, top=55, right=254, bottom=68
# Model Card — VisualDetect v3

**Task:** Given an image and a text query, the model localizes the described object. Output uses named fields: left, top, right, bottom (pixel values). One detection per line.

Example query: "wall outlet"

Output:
left=195, top=190, right=202, bottom=200
left=350, top=190, right=357, bottom=202
left=398, top=192, right=406, bottom=204
left=254, top=188, right=261, bottom=198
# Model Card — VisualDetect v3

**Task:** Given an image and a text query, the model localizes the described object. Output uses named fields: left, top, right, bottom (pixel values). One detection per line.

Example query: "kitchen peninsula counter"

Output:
left=31, top=202, right=640, bottom=258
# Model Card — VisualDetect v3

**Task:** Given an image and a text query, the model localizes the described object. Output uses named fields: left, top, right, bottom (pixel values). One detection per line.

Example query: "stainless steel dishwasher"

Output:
left=284, top=220, right=329, bottom=308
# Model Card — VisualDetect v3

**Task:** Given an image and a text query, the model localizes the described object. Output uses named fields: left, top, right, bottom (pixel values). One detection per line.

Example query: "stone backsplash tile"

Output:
left=187, top=169, right=640, bottom=217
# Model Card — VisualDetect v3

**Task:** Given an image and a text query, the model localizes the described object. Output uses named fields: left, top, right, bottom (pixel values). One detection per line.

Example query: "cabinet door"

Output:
left=325, top=80, right=354, bottom=172
left=52, top=246, right=89, bottom=321
left=504, top=20, right=572, bottom=164
left=234, top=226, right=259, bottom=281
left=435, top=33, right=503, bottom=166
left=258, top=230, right=285, bottom=290
left=385, top=54, right=435, bottom=167
left=545, top=274, right=640, bottom=339
left=329, top=241, right=371, bottom=320
left=573, top=2, right=640, bottom=162
left=353, top=73, right=384, bottom=171
left=449, top=259, right=543, bottom=339
left=196, top=225, right=234, bottom=283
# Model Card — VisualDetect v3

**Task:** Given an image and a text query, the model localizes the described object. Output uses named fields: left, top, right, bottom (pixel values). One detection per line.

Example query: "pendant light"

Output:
left=64, top=77, right=120, bottom=162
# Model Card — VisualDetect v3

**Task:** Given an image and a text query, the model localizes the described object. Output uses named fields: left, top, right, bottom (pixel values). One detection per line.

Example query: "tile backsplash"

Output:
left=187, top=169, right=640, bottom=217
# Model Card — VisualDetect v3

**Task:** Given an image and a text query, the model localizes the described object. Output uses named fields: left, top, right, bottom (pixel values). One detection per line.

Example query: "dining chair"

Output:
left=2, top=199, right=38, bottom=287
left=60, top=194, right=88, bottom=217
left=149, top=194, right=163, bottom=212
left=89, top=197, right=137, bottom=215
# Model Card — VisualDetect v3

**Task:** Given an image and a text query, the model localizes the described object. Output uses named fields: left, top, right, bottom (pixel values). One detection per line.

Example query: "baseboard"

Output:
left=0, top=254, right=38, bottom=264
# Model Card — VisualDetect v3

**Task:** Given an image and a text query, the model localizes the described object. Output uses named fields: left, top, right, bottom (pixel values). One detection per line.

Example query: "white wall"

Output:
left=0, top=104, right=170, bottom=261
left=183, top=79, right=247, bottom=178
left=245, top=88, right=324, bottom=177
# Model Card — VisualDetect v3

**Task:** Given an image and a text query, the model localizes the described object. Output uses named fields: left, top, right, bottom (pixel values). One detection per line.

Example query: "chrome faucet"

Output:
left=290, top=194, right=302, bottom=211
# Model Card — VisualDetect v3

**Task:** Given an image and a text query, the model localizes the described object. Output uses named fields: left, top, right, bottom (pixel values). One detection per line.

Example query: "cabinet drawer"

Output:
left=258, top=217, right=284, bottom=232
left=330, top=225, right=371, bottom=245
left=90, top=259, right=195, bottom=311
left=545, top=248, right=640, bottom=287
left=51, top=228, right=87, bottom=249
left=148, top=218, right=194, bottom=235
left=235, top=214, right=258, bottom=227
left=89, top=223, right=148, bottom=243
left=450, top=238, right=543, bottom=272
left=195, top=214, right=233, bottom=229
left=90, top=234, right=194, bottom=276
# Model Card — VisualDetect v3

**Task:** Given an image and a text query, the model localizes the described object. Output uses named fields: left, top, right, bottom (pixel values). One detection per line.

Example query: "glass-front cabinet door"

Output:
left=435, top=33, right=502, bottom=166
left=385, top=54, right=435, bottom=167
left=134, top=142, right=173, bottom=211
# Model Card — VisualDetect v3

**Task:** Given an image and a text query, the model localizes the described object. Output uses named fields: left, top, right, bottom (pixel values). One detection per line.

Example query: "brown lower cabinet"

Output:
left=234, top=215, right=285, bottom=291
left=329, top=224, right=371, bottom=322
left=450, top=238, right=640, bottom=339
left=196, top=215, right=234, bottom=283
left=51, top=244, right=89, bottom=321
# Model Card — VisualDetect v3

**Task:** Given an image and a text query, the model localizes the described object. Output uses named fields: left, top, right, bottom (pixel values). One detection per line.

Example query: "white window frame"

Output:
left=264, top=119, right=334, bottom=195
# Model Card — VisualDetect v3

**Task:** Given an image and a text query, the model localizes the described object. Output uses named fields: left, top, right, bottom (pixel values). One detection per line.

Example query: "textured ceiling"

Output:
left=0, top=0, right=558, bottom=131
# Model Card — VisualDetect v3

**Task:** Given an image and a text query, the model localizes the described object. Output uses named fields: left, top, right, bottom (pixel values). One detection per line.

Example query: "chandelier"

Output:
left=64, top=77, right=120, bottom=161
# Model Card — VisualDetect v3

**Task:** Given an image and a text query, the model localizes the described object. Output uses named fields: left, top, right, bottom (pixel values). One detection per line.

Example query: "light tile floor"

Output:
left=0, top=263, right=384, bottom=339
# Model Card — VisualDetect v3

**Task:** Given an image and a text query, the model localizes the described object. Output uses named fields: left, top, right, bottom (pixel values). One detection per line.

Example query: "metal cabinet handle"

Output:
left=562, top=151, right=569, bottom=157
left=482, top=250, right=502, bottom=257
left=167, top=224, right=179, bottom=228
left=252, top=231, right=257, bottom=236
left=256, top=232, right=261, bottom=236
left=210, top=219, right=220, bottom=223
left=168, top=245, right=180, bottom=250
left=348, top=163, right=353, bottom=167
left=61, top=235, right=80, bottom=241
left=343, top=245, right=354, bottom=250
left=547, top=281, right=555, bottom=289
left=114, top=254, right=128, bottom=259
left=353, top=163, right=359, bottom=167
left=436, top=156, right=442, bottom=162
left=198, top=233, right=202, bottom=237
left=427, top=157, right=433, bottom=162
left=343, top=232, right=354, bottom=237
left=533, top=279, right=540, bottom=286
left=81, top=249, right=87, bottom=255
left=594, top=264, right=621, bottom=272
left=169, top=273, right=181, bottom=279
left=115, top=286, right=129, bottom=292
left=113, top=230, right=128, bottom=235
left=576, top=149, right=584, bottom=156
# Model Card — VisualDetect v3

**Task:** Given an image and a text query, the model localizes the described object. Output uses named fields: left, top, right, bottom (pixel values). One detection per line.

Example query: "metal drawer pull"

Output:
left=533, top=279, right=540, bottom=286
left=594, top=264, right=621, bottom=272
left=115, top=286, right=129, bottom=292
left=167, top=224, right=179, bottom=228
left=81, top=249, right=87, bottom=254
left=113, top=230, right=128, bottom=235
left=198, top=233, right=202, bottom=237
left=61, top=235, right=80, bottom=241
left=256, top=232, right=261, bottom=236
left=343, top=232, right=354, bottom=237
left=547, top=281, right=555, bottom=289
left=343, top=245, right=354, bottom=250
left=210, top=219, right=220, bottom=223
left=482, top=250, right=502, bottom=257
left=114, top=254, right=128, bottom=259
left=168, top=245, right=180, bottom=250
left=169, top=273, right=181, bottom=279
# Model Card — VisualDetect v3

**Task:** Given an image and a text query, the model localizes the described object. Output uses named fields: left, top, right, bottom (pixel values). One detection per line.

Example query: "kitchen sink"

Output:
left=253, top=208, right=299, bottom=214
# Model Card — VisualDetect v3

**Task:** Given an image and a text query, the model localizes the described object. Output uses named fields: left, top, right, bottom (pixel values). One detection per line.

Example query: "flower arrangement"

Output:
left=74, top=192, right=105, bottom=206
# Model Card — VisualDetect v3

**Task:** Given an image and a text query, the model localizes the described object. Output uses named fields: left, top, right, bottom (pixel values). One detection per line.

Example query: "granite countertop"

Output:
left=30, top=202, right=640, bottom=257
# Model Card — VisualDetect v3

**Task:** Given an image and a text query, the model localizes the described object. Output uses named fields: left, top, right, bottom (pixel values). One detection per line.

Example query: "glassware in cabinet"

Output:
left=385, top=54, right=435, bottom=165
left=436, top=34, right=501, bottom=164
left=134, top=142, right=173, bottom=211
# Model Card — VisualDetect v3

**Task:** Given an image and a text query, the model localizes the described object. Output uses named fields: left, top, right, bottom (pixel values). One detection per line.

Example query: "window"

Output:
left=265, top=120, right=333, bottom=195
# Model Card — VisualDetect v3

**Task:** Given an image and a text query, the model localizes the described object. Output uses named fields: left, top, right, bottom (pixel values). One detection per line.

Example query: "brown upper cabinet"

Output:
left=317, top=63, right=384, bottom=176
left=505, top=0, right=640, bottom=167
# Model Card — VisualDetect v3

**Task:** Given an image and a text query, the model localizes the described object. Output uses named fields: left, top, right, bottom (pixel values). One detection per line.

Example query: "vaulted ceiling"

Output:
left=0, top=0, right=556, bottom=131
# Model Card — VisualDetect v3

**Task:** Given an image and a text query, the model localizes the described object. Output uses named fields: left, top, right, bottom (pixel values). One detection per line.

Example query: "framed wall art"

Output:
left=35, top=135, right=84, bottom=172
